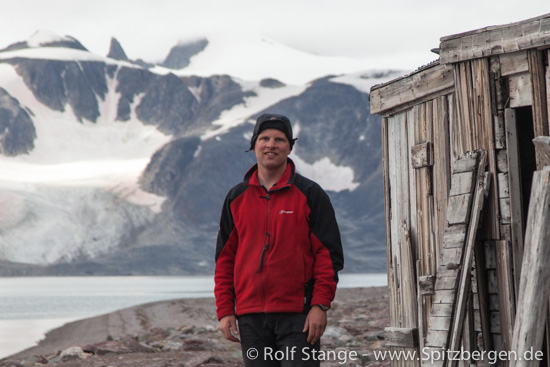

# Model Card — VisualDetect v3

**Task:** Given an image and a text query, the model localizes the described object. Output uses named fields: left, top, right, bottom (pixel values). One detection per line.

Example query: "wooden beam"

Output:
left=370, top=63, right=454, bottom=115
left=439, top=14, right=550, bottom=64
left=510, top=170, right=550, bottom=367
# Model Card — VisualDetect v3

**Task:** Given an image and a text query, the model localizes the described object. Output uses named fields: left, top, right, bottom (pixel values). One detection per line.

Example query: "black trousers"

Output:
left=237, top=313, right=321, bottom=367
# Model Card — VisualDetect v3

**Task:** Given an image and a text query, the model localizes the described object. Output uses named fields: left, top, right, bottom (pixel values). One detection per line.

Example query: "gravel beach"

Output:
left=2, top=286, right=389, bottom=367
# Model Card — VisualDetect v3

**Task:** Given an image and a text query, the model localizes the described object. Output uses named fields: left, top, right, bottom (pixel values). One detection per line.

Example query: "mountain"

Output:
left=0, top=30, right=405, bottom=275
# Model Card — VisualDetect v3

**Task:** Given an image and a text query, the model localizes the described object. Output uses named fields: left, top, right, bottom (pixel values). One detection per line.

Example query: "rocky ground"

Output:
left=1, top=287, right=390, bottom=367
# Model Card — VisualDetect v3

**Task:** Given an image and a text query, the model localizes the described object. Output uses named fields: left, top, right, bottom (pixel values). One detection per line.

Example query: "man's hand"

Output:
left=220, top=315, right=240, bottom=342
left=303, top=305, right=327, bottom=344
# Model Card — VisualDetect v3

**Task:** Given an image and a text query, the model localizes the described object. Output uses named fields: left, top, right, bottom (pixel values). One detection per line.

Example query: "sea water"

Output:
left=0, top=273, right=386, bottom=358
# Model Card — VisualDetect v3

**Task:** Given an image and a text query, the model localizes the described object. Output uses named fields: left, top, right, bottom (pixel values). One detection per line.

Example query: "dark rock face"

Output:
left=161, top=39, right=208, bottom=69
left=9, top=59, right=106, bottom=122
left=107, top=37, right=129, bottom=61
left=0, top=88, right=36, bottom=156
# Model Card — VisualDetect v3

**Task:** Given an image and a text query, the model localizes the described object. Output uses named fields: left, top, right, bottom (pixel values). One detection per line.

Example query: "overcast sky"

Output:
left=1, top=0, right=549, bottom=71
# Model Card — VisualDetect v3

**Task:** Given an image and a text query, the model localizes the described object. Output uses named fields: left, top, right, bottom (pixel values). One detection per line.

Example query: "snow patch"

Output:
left=27, top=30, right=72, bottom=48
left=201, top=78, right=307, bottom=141
left=174, top=32, right=369, bottom=85
left=291, top=154, right=359, bottom=192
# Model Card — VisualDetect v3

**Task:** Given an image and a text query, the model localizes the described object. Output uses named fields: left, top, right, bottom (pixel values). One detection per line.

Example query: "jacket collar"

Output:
left=244, top=158, right=296, bottom=189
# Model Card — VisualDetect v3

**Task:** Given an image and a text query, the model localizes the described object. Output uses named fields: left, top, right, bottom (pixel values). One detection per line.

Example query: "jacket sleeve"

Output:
left=214, top=191, right=239, bottom=320
left=307, top=184, right=344, bottom=308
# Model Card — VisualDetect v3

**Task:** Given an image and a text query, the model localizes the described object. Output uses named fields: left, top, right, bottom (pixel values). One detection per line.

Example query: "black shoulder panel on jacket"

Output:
left=215, top=183, right=249, bottom=261
left=293, top=174, right=344, bottom=276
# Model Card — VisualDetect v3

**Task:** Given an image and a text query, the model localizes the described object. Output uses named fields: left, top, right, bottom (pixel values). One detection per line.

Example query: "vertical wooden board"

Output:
left=407, top=108, right=418, bottom=261
left=495, top=240, right=516, bottom=352
left=433, top=95, right=451, bottom=259
left=497, top=173, right=510, bottom=198
left=386, top=115, right=399, bottom=325
left=472, top=58, right=500, bottom=240
left=527, top=49, right=549, bottom=143
left=448, top=94, right=462, bottom=163
left=505, top=108, right=524, bottom=295
left=483, top=242, right=497, bottom=270
left=497, top=149, right=508, bottom=173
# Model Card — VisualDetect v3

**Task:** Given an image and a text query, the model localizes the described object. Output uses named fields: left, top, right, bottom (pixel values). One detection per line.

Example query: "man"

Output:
left=214, top=113, right=344, bottom=366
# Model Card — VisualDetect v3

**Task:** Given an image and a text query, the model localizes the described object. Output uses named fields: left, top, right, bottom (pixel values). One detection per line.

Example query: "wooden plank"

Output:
left=486, top=269, right=499, bottom=294
left=399, top=220, right=419, bottom=328
left=370, top=63, right=454, bottom=115
left=490, top=311, right=502, bottom=333
left=508, top=73, right=533, bottom=108
left=440, top=247, right=463, bottom=267
left=497, top=149, right=508, bottom=173
left=433, top=95, right=451, bottom=257
left=449, top=171, right=475, bottom=196
left=447, top=194, right=472, bottom=225
left=528, top=49, right=549, bottom=166
left=411, top=142, right=433, bottom=169
left=439, top=14, right=550, bottom=64
left=442, top=224, right=467, bottom=248
left=430, top=303, right=454, bottom=317
left=495, top=240, right=516, bottom=353
left=448, top=153, right=490, bottom=360
left=500, top=51, right=529, bottom=76
left=497, top=172, right=510, bottom=198
left=434, top=276, right=458, bottom=291
left=383, top=116, right=398, bottom=325
left=473, top=58, right=500, bottom=240
left=452, top=153, right=478, bottom=174
left=385, top=327, right=419, bottom=348
left=474, top=242, right=493, bottom=351
left=432, top=290, right=456, bottom=305
left=428, top=316, right=451, bottom=331
left=510, top=170, right=550, bottom=367
left=483, top=242, right=497, bottom=270
left=505, top=108, right=525, bottom=298
left=499, top=197, right=511, bottom=224
left=426, top=330, right=449, bottom=348
left=533, top=136, right=550, bottom=167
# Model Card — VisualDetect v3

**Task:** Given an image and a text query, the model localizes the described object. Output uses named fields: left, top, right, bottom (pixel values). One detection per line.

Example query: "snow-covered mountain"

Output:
left=0, top=30, right=405, bottom=275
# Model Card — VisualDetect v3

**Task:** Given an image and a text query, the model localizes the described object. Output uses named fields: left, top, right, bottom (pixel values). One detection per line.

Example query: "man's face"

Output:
left=254, top=128, right=291, bottom=171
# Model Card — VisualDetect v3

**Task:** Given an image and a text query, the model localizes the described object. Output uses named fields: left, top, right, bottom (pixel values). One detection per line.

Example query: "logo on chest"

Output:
left=279, top=210, right=294, bottom=215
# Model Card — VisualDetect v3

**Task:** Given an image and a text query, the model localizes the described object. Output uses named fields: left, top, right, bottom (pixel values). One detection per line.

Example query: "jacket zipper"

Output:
left=257, top=190, right=270, bottom=273
left=258, top=188, right=270, bottom=312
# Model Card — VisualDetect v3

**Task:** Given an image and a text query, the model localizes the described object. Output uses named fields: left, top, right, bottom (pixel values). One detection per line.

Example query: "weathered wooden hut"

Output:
left=370, top=13, right=550, bottom=367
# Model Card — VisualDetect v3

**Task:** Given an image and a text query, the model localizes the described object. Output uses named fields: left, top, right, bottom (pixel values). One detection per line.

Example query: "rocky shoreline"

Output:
left=1, top=287, right=389, bottom=367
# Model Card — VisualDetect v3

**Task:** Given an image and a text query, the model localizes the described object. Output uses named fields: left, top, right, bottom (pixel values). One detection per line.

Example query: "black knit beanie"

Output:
left=248, top=113, right=296, bottom=151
